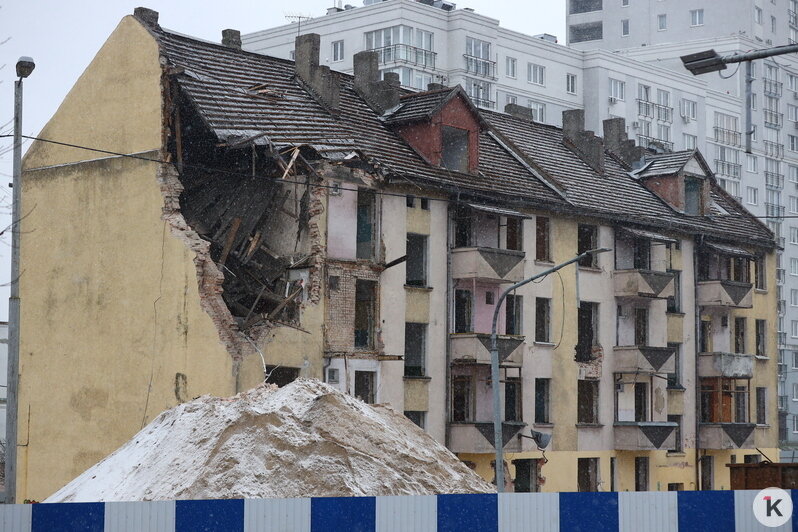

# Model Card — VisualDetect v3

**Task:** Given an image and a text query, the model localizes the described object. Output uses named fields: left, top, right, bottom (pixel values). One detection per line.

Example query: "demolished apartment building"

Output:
left=15, top=8, right=778, bottom=499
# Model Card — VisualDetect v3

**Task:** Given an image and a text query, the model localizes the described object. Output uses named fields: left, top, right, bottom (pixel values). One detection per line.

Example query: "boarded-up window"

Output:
left=441, top=126, right=470, bottom=172
left=355, top=280, right=377, bottom=348
left=354, top=370, right=376, bottom=403
left=577, top=379, right=599, bottom=424
left=406, top=233, right=427, bottom=286
left=536, top=216, right=551, bottom=261
left=356, top=189, right=376, bottom=259
left=569, top=22, right=603, bottom=43
left=452, top=375, right=473, bottom=422
left=404, top=322, right=427, bottom=377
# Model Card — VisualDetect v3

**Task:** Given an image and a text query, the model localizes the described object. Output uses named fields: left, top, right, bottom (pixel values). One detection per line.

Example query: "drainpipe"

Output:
left=745, top=61, right=753, bottom=154
left=445, top=204, right=453, bottom=449
left=694, top=237, right=702, bottom=490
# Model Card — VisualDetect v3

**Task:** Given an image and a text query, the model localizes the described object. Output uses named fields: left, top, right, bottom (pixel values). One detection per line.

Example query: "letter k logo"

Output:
left=764, top=496, right=783, bottom=517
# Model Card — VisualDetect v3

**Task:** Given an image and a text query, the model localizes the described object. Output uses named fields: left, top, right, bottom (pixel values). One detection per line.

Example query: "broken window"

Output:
left=668, top=414, right=683, bottom=452
left=577, top=379, right=599, bottom=424
left=735, top=317, right=746, bottom=354
left=505, top=294, right=523, bottom=335
left=513, top=459, right=541, bottom=493
left=756, top=319, right=767, bottom=356
left=755, top=255, right=766, bottom=289
left=535, top=216, right=551, bottom=261
left=634, top=308, right=648, bottom=346
left=635, top=457, right=649, bottom=491
left=633, top=238, right=650, bottom=269
left=264, top=366, right=300, bottom=387
left=666, top=270, right=681, bottom=313
left=354, top=370, right=376, bottom=403
left=634, top=382, right=648, bottom=422
left=404, top=322, right=427, bottom=377
left=452, top=375, right=474, bottom=422
left=406, top=234, right=427, bottom=286
left=577, top=457, right=599, bottom=492
left=441, top=125, right=470, bottom=172
left=699, top=319, right=712, bottom=353
left=404, top=411, right=426, bottom=428
left=700, top=377, right=750, bottom=422
left=667, top=343, right=682, bottom=388
left=454, top=207, right=473, bottom=248
left=535, top=378, right=550, bottom=423
left=684, top=177, right=703, bottom=215
left=577, top=224, right=598, bottom=267
left=756, top=387, right=767, bottom=424
left=454, top=289, right=473, bottom=333
left=731, top=257, right=750, bottom=283
left=504, top=378, right=522, bottom=422
left=356, top=189, right=376, bottom=260
left=576, top=301, right=598, bottom=361
left=506, top=217, right=523, bottom=251
left=354, top=279, right=377, bottom=349
left=535, top=297, right=550, bottom=342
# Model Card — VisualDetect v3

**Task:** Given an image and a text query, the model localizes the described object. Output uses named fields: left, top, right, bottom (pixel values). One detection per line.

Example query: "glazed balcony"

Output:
left=614, top=345, right=675, bottom=374
left=451, top=247, right=525, bottom=283
left=614, top=421, right=677, bottom=451
left=448, top=421, right=525, bottom=453
left=450, top=333, right=525, bottom=366
left=613, top=269, right=675, bottom=299
left=698, top=352, right=754, bottom=379
left=695, top=280, right=753, bottom=308
left=699, top=423, right=755, bottom=449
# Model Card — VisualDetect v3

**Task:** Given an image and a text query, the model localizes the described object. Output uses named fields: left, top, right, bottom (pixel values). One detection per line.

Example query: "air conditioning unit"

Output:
left=608, top=96, right=618, bottom=104
left=682, top=115, right=691, bottom=124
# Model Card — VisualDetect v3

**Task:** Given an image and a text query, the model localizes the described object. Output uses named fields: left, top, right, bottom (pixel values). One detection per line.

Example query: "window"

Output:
left=621, top=19, right=630, bottom=36
left=755, top=255, right=766, bottom=290
left=577, top=458, right=599, bottom=492
left=751, top=93, right=757, bottom=110
left=569, top=22, right=603, bottom=43
left=332, top=40, right=344, bottom=62
left=527, top=100, right=546, bottom=122
left=486, top=292, right=495, bottom=305
left=569, top=0, right=603, bottom=14
left=668, top=414, right=683, bottom=453
left=327, top=367, right=339, bottom=383
left=701, top=377, right=749, bottom=423
left=790, top=135, right=798, bottom=152
left=747, top=154, right=758, bottom=173
left=792, top=226, right=798, bottom=244
left=681, top=99, right=698, bottom=120
left=454, top=289, right=472, bottom=333
left=794, top=382, right=798, bottom=400
left=566, top=73, right=577, bottom=94
left=667, top=271, right=681, bottom=313
left=452, top=375, right=473, bottom=421
left=354, top=280, right=377, bottom=349
left=634, top=382, right=649, bottom=422
left=576, top=302, right=598, bottom=361
left=406, top=234, right=427, bottom=286
left=622, top=0, right=629, bottom=6
left=657, top=123, right=671, bottom=142
left=404, top=322, right=426, bottom=377
left=791, top=166, right=798, bottom=183
left=657, top=14, right=667, bottom=30
left=535, top=378, right=551, bottom=423
left=792, top=258, right=798, bottom=276
left=506, top=294, right=523, bottom=335
left=609, top=78, right=625, bottom=101
left=635, top=457, right=649, bottom=491
left=634, top=308, right=648, bottom=346
left=792, top=289, right=798, bottom=306
left=772, top=15, right=777, bottom=33
left=404, top=411, right=425, bottom=428
left=536, top=298, right=551, bottom=342
left=684, top=177, right=703, bottom=215
left=791, top=196, right=798, bottom=213
left=513, top=459, right=541, bottom=493
left=265, top=366, right=300, bottom=387
left=578, top=380, right=599, bottom=423
left=756, top=387, right=767, bottom=424
left=690, top=9, right=704, bottom=26
left=790, top=104, right=798, bottom=123
left=794, top=415, right=798, bottom=433
left=441, top=126, right=469, bottom=172
left=701, top=456, right=713, bottom=490
left=536, top=216, right=551, bottom=261
left=506, top=94, right=517, bottom=106
left=792, top=320, right=798, bottom=338
left=357, top=189, right=376, bottom=259
left=365, top=25, right=413, bottom=51
left=528, top=63, right=545, bottom=86
left=747, top=187, right=759, bottom=205
left=756, top=320, right=767, bottom=357
left=505, top=378, right=522, bottom=421
left=755, top=6, right=763, bottom=24
left=683, top=134, right=697, bottom=150
left=506, top=56, right=517, bottom=78
left=506, top=216, right=523, bottom=251
left=355, top=370, right=376, bottom=403
left=793, top=351, right=798, bottom=369
left=577, top=224, right=598, bottom=267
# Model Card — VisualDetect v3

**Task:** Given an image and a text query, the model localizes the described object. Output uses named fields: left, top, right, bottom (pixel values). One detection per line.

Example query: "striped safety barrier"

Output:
left=0, top=490, right=793, bottom=531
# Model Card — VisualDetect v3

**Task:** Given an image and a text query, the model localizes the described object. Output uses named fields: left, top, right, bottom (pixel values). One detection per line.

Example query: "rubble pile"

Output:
left=46, top=379, right=494, bottom=502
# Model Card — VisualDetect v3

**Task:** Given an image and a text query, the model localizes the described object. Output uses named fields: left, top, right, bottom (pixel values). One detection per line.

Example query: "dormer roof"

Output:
left=384, top=86, right=486, bottom=127
left=632, top=150, right=714, bottom=180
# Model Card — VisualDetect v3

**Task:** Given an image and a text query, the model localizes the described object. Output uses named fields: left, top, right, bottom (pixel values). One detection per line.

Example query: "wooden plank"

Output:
left=219, top=217, right=241, bottom=266
left=267, top=284, right=304, bottom=321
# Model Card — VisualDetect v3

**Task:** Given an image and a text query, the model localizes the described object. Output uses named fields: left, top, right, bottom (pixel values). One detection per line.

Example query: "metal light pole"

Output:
left=6, top=56, right=35, bottom=504
left=490, top=247, right=611, bottom=492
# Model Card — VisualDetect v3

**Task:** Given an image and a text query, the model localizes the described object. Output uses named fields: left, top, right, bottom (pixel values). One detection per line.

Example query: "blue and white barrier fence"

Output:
left=0, top=490, right=794, bottom=531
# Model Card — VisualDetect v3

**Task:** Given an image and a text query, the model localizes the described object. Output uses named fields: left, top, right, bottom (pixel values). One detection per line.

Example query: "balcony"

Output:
left=714, top=127, right=741, bottom=146
left=765, top=171, right=785, bottom=189
left=715, top=159, right=742, bottom=178
left=764, top=140, right=785, bottom=159
left=764, top=79, right=784, bottom=97
left=372, top=44, right=436, bottom=70
left=779, top=331, right=787, bottom=345
left=699, top=423, right=755, bottom=449
left=637, top=135, right=673, bottom=152
left=698, top=352, right=754, bottom=378
left=448, top=421, right=525, bottom=454
left=637, top=99, right=654, bottom=118
left=470, top=96, right=496, bottom=110
left=764, top=109, right=784, bottom=128
left=696, top=279, right=753, bottom=308
left=614, top=421, right=677, bottom=451
left=654, top=103, right=673, bottom=123
left=613, top=269, right=675, bottom=299
left=451, top=247, right=525, bottom=283
left=614, top=345, right=675, bottom=374
left=777, top=268, right=786, bottom=284
left=790, top=9, right=798, bottom=27
left=450, top=333, right=525, bottom=366
left=463, top=54, right=497, bottom=79
left=779, top=395, right=789, bottom=411
left=766, top=202, right=786, bottom=219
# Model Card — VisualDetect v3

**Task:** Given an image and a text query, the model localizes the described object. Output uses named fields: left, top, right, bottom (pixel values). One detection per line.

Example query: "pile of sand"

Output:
left=46, top=379, right=494, bottom=502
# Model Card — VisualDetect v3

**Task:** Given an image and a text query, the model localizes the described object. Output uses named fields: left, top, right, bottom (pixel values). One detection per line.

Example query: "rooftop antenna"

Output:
left=285, top=13, right=313, bottom=37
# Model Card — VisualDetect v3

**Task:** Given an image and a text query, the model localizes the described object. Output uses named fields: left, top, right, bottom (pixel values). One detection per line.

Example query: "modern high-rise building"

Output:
left=243, top=0, right=798, bottom=462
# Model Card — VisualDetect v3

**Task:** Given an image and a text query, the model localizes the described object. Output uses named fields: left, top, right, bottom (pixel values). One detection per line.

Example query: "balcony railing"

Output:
left=373, top=44, right=437, bottom=69
left=637, top=135, right=674, bottom=152
left=764, top=109, right=784, bottom=128
left=777, top=267, right=786, bottom=283
left=699, top=423, right=755, bottom=449
left=698, top=352, right=754, bottom=378
left=696, top=279, right=753, bottom=308
left=451, top=246, right=525, bottom=283
left=448, top=421, right=525, bottom=453
left=766, top=171, right=785, bottom=189
left=764, top=140, right=785, bottom=158
left=470, top=96, right=496, bottom=109
left=637, top=99, right=654, bottom=118
left=715, top=159, right=742, bottom=178
left=714, top=127, right=741, bottom=146
left=463, top=54, right=497, bottom=79
left=450, top=333, right=525, bottom=366
left=764, top=79, right=784, bottom=97
left=654, top=103, right=673, bottom=122
left=614, top=421, right=677, bottom=451
left=779, top=299, right=787, bottom=315
left=791, top=9, right=798, bottom=27
left=613, top=345, right=676, bottom=374
left=613, top=269, right=675, bottom=299
left=766, top=202, right=786, bottom=218
left=779, top=331, right=788, bottom=345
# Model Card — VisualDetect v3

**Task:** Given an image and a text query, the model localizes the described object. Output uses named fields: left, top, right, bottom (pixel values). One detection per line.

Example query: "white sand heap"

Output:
left=46, top=378, right=494, bottom=502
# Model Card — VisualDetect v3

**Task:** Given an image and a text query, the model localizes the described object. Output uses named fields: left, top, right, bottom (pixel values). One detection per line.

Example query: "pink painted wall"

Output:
left=455, top=279, right=507, bottom=334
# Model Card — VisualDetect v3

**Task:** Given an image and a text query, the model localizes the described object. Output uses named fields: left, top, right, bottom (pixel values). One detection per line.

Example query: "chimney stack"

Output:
left=133, top=7, right=160, bottom=29
left=353, top=51, right=400, bottom=114
left=602, top=117, right=648, bottom=167
left=562, top=109, right=604, bottom=174
left=222, top=29, right=242, bottom=50
left=294, top=34, right=340, bottom=113
left=427, top=82, right=447, bottom=91
left=505, top=103, right=537, bottom=122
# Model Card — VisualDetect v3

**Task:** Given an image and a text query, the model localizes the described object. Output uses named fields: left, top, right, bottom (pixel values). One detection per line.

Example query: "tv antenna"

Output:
left=285, top=13, right=313, bottom=36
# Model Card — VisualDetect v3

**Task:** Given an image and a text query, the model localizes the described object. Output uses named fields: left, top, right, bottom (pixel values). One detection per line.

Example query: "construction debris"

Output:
left=45, top=379, right=494, bottom=502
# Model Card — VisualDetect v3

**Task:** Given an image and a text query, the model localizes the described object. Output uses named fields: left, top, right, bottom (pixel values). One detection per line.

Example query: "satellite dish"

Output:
left=530, top=430, right=551, bottom=450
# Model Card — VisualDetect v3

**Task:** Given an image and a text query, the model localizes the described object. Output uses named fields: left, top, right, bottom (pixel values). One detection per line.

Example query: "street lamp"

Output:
left=490, top=247, right=611, bottom=493
left=6, top=56, right=35, bottom=504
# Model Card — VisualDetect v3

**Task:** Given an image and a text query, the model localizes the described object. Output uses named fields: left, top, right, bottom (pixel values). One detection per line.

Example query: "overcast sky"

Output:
left=0, top=0, right=564, bottom=322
